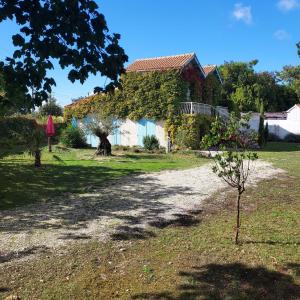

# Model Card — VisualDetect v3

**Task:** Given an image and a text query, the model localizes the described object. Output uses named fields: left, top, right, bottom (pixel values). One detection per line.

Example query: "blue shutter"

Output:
left=137, top=119, right=156, bottom=146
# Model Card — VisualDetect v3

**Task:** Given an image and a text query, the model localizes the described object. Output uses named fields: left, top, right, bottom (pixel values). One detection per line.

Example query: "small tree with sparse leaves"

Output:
left=202, top=114, right=258, bottom=244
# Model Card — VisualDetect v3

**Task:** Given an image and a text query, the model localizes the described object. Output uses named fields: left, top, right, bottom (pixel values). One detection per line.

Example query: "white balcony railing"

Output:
left=179, top=102, right=229, bottom=120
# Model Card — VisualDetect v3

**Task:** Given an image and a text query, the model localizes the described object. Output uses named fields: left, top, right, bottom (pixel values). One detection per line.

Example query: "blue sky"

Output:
left=0, top=0, right=299, bottom=106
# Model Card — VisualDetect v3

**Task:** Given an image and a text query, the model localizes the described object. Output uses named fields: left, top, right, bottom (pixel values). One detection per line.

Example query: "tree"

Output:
left=0, top=0, right=128, bottom=112
left=258, top=102, right=265, bottom=147
left=277, top=65, right=300, bottom=100
left=39, top=96, right=63, bottom=117
left=83, top=110, right=120, bottom=156
left=202, top=114, right=258, bottom=244
left=219, top=60, right=258, bottom=111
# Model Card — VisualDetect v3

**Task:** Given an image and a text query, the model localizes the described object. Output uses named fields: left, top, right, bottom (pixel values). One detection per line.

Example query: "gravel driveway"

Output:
left=0, top=160, right=283, bottom=262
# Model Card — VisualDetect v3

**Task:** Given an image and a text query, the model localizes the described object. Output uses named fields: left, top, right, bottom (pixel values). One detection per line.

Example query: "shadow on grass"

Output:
left=132, top=263, right=300, bottom=300
left=260, top=142, right=300, bottom=153
left=0, top=161, right=202, bottom=258
left=0, top=245, right=50, bottom=264
left=0, top=162, right=140, bottom=210
left=244, top=240, right=300, bottom=246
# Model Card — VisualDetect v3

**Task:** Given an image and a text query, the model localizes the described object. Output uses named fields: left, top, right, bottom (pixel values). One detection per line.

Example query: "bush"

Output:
left=143, top=135, right=160, bottom=150
left=61, top=125, right=87, bottom=148
left=284, top=133, right=300, bottom=143
left=173, top=115, right=212, bottom=150
left=0, top=116, right=40, bottom=146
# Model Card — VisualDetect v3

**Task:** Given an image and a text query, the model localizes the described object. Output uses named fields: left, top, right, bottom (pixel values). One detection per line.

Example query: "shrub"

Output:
left=143, top=135, right=160, bottom=150
left=173, top=115, right=212, bottom=150
left=284, top=133, right=300, bottom=143
left=61, top=125, right=87, bottom=148
left=0, top=116, right=39, bottom=146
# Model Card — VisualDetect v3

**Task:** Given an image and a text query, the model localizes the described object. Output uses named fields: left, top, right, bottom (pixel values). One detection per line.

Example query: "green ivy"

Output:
left=203, top=73, right=222, bottom=106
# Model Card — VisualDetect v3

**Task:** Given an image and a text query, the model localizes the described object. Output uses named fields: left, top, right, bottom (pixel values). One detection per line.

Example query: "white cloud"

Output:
left=277, top=0, right=299, bottom=11
left=273, top=29, right=291, bottom=40
left=233, top=3, right=253, bottom=24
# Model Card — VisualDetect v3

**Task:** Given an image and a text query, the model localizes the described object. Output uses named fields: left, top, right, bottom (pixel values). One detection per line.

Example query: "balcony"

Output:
left=179, top=102, right=229, bottom=120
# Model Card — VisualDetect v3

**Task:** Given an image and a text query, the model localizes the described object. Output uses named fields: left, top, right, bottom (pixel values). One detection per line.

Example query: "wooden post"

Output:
left=48, top=136, right=52, bottom=152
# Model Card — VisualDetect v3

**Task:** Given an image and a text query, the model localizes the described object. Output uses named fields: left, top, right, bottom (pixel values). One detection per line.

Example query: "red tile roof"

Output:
left=126, top=53, right=196, bottom=72
left=203, top=65, right=217, bottom=76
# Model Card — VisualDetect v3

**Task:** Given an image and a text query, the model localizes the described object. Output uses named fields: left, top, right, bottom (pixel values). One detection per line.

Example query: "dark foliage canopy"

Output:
left=0, top=0, right=128, bottom=114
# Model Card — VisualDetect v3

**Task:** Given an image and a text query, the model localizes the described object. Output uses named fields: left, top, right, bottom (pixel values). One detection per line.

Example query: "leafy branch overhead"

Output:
left=0, top=0, right=128, bottom=112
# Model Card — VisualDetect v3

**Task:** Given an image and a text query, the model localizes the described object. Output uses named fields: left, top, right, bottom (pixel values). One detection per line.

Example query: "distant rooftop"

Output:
left=265, top=112, right=287, bottom=120
left=203, top=65, right=217, bottom=76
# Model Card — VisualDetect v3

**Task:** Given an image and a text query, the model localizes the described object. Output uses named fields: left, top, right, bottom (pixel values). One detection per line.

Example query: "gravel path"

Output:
left=0, top=160, right=284, bottom=262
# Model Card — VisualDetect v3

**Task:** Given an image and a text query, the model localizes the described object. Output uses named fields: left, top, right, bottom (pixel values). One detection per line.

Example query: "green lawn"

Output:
left=0, top=143, right=299, bottom=299
left=0, top=146, right=207, bottom=210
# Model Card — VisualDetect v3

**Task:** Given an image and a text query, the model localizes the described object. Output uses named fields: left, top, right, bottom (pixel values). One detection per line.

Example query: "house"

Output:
left=265, top=104, right=300, bottom=139
left=65, top=53, right=225, bottom=148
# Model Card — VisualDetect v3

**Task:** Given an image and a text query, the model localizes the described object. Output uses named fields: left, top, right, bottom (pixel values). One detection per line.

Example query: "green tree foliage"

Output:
left=219, top=61, right=299, bottom=112
left=202, top=114, right=258, bottom=244
left=219, top=60, right=258, bottom=111
left=0, top=0, right=128, bottom=112
left=277, top=65, right=300, bottom=100
left=39, top=96, right=63, bottom=117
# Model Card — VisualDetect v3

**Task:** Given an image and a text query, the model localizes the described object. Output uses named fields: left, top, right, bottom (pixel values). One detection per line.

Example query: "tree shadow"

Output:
left=0, top=245, right=50, bottom=264
left=132, top=263, right=300, bottom=300
left=243, top=240, right=300, bottom=246
left=0, top=163, right=203, bottom=255
left=260, top=142, right=300, bottom=152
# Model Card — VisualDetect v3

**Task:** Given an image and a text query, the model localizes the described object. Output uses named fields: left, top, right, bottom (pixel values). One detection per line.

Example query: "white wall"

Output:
left=265, top=119, right=300, bottom=139
left=155, top=120, right=167, bottom=148
left=113, top=119, right=138, bottom=146
left=287, top=106, right=300, bottom=121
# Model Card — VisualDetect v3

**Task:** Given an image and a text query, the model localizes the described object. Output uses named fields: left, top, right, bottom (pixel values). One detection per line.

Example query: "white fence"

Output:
left=179, top=102, right=229, bottom=120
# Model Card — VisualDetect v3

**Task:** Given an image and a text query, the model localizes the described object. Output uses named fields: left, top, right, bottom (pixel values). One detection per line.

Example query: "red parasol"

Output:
left=46, top=115, right=55, bottom=152
left=46, top=115, right=55, bottom=137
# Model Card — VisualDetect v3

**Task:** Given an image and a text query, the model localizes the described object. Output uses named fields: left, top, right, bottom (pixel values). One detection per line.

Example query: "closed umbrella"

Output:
left=46, top=115, right=55, bottom=152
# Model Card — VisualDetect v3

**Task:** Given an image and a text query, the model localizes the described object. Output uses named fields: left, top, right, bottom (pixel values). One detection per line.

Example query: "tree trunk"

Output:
left=95, top=133, right=111, bottom=156
left=235, top=190, right=242, bottom=244
left=34, top=150, right=41, bottom=167
left=48, top=136, right=52, bottom=152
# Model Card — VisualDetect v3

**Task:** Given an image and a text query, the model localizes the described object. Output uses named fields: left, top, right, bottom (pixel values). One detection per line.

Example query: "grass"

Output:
left=0, top=142, right=299, bottom=299
left=0, top=145, right=207, bottom=210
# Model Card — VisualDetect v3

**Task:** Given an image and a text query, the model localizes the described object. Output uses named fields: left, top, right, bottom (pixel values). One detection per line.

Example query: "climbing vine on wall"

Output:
left=64, top=69, right=189, bottom=124
left=203, top=73, right=222, bottom=106
left=165, top=114, right=213, bottom=150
